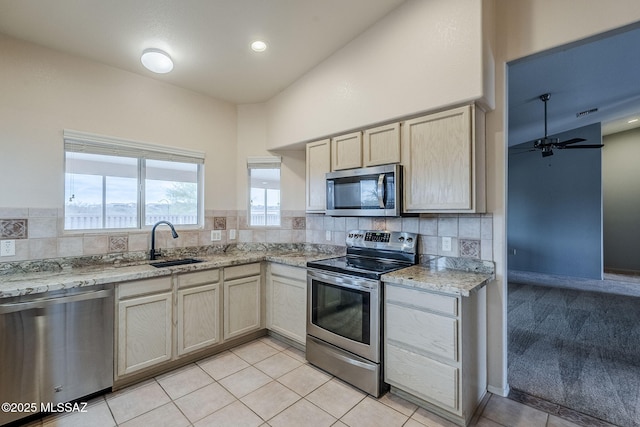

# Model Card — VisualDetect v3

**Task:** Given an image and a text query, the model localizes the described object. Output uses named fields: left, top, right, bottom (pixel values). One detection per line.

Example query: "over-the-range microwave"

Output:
left=325, top=164, right=403, bottom=217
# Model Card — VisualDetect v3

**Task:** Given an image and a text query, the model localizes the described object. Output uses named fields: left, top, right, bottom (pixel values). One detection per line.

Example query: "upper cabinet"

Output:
left=305, top=105, right=486, bottom=214
left=328, top=124, right=401, bottom=172
left=305, top=139, right=331, bottom=213
left=363, top=123, right=401, bottom=167
left=331, top=131, right=362, bottom=170
left=402, top=105, right=486, bottom=213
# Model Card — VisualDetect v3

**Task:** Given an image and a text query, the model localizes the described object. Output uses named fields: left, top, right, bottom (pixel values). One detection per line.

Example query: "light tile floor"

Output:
left=24, top=336, right=587, bottom=427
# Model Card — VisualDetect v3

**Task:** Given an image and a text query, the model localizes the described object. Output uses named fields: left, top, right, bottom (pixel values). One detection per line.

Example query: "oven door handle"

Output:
left=307, top=270, right=377, bottom=292
left=377, top=173, right=385, bottom=208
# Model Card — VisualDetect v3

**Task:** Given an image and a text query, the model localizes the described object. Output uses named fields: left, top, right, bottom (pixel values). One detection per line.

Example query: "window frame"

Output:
left=63, top=129, right=205, bottom=232
left=247, top=156, right=282, bottom=228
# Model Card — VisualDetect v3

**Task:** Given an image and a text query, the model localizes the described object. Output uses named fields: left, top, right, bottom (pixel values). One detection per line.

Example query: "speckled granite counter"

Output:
left=382, top=257, right=494, bottom=297
left=0, top=245, right=341, bottom=298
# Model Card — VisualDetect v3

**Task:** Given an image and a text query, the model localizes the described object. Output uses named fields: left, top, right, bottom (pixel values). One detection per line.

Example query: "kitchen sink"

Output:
left=150, top=258, right=204, bottom=268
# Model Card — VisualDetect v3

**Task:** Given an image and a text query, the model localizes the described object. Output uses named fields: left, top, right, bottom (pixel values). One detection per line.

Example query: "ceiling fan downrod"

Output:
left=540, top=93, right=551, bottom=139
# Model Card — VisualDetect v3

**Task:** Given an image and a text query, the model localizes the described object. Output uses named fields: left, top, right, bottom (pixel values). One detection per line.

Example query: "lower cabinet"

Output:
left=223, top=263, right=263, bottom=340
left=266, top=263, right=307, bottom=345
left=384, top=283, right=486, bottom=426
left=177, top=269, right=222, bottom=356
left=116, top=264, right=263, bottom=381
left=117, top=277, right=173, bottom=377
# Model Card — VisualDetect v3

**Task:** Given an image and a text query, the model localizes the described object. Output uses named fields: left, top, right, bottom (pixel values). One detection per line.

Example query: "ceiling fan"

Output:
left=528, top=93, right=604, bottom=157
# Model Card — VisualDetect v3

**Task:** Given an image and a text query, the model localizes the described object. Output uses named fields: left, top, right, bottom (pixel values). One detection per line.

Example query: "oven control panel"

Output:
left=346, top=230, right=417, bottom=252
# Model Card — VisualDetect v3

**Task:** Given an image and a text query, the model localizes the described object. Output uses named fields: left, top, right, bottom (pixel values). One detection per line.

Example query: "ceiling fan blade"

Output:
left=554, top=138, right=586, bottom=147
left=509, top=150, right=539, bottom=157
left=508, top=148, right=538, bottom=156
left=560, top=144, right=604, bottom=149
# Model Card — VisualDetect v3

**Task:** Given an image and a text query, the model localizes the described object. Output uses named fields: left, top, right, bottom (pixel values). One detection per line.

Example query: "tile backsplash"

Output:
left=306, top=213, right=493, bottom=262
left=0, top=208, right=493, bottom=263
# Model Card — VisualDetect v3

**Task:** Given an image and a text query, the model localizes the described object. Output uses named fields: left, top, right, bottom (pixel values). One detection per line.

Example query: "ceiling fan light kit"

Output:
left=529, top=93, right=604, bottom=157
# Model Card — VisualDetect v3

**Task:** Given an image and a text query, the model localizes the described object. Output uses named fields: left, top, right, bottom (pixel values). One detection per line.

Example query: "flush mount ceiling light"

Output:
left=141, top=48, right=174, bottom=73
left=251, top=41, right=267, bottom=52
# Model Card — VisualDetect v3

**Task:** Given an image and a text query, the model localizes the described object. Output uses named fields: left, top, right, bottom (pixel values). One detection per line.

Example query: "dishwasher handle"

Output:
left=0, top=289, right=113, bottom=314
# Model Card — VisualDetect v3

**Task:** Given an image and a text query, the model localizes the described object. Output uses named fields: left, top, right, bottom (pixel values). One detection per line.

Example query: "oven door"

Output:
left=307, top=268, right=380, bottom=362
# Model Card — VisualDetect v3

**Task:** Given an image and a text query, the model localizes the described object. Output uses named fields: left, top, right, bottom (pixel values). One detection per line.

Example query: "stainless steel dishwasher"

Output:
left=0, top=284, right=114, bottom=425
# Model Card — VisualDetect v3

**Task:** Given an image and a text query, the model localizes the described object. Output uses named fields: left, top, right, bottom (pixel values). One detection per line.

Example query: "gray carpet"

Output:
left=508, top=280, right=640, bottom=427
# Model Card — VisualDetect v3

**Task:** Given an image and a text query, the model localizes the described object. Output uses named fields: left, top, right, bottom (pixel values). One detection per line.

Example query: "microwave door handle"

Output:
left=377, top=173, right=385, bottom=208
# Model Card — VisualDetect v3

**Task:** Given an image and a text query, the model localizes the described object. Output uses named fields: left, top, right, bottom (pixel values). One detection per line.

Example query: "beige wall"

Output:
left=265, top=0, right=488, bottom=150
left=236, top=103, right=306, bottom=213
left=0, top=34, right=237, bottom=210
left=498, top=0, right=640, bottom=62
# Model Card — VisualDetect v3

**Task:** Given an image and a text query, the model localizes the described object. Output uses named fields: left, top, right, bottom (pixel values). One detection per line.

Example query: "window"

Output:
left=64, top=130, right=204, bottom=230
left=248, top=157, right=281, bottom=227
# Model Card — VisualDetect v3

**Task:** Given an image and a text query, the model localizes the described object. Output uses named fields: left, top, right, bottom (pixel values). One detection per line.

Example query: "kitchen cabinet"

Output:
left=363, top=122, right=401, bottom=166
left=384, top=283, right=486, bottom=426
left=176, top=269, right=221, bottom=356
left=223, top=263, right=263, bottom=340
left=117, top=276, right=173, bottom=377
left=266, top=263, right=307, bottom=345
left=331, top=131, right=362, bottom=170
left=116, top=266, right=239, bottom=380
left=306, top=139, right=331, bottom=212
left=401, top=105, right=486, bottom=213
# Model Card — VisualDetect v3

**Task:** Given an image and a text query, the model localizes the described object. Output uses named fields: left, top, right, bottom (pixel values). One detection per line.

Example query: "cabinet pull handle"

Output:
left=377, top=174, right=385, bottom=208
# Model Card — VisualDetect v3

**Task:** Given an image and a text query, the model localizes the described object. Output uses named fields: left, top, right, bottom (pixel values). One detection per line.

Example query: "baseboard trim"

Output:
left=488, top=384, right=510, bottom=397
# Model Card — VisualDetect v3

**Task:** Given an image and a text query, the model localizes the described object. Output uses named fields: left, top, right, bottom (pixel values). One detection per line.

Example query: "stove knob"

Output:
left=398, top=236, right=405, bottom=242
left=348, top=233, right=353, bottom=238
left=406, top=237, right=413, bottom=243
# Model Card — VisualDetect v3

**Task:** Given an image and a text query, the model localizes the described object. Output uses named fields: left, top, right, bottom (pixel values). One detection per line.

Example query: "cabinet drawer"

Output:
left=386, top=303, right=458, bottom=361
left=386, top=285, right=457, bottom=316
left=178, top=269, right=220, bottom=289
left=118, top=276, right=172, bottom=299
left=269, top=263, right=307, bottom=281
left=386, top=344, right=458, bottom=410
left=224, top=263, right=261, bottom=280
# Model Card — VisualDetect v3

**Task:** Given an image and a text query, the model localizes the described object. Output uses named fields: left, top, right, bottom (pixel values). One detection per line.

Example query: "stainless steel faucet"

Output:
left=150, top=220, right=179, bottom=260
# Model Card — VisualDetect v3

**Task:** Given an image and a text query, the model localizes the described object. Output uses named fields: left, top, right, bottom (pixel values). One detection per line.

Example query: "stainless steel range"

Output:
left=306, top=229, right=418, bottom=396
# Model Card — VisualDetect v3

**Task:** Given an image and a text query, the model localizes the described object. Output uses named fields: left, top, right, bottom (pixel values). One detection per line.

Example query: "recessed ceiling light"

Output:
left=251, top=41, right=267, bottom=52
left=628, top=118, right=639, bottom=124
left=141, top=48, right=174, bottom=74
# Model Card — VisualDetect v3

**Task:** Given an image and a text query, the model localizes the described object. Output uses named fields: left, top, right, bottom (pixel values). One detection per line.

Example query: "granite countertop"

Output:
left=382, top=258, right=494, bottom=297
left=0, top=248, right=338, bottom=299
left=0, top=245, right=494, bottom=299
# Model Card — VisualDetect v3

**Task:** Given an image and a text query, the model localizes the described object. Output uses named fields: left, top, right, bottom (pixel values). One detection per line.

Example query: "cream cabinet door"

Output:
left=224, top=274, right=261, bottom=340
left=386, top=344, right=459, bottom=410
left=363, top=122, right=401, bottom=166
left=331, top=131, right=362, bottom=170
left=177, top=283, right=221, bottom=356
left=266, top=264, right=307, bottom=345
left=117, top=292, right=173, bottom=376
left=386, top=303, right=458, bottom=361
left=306, top=139, right=331, bottom=212
left=402, top=105, right=484, bottom=212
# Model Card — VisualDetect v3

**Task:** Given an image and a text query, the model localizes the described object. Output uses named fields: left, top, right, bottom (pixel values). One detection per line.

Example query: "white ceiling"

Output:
left=508, top=23, right=640, bottom=146
left=0, top=0, right=405, bottom=104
